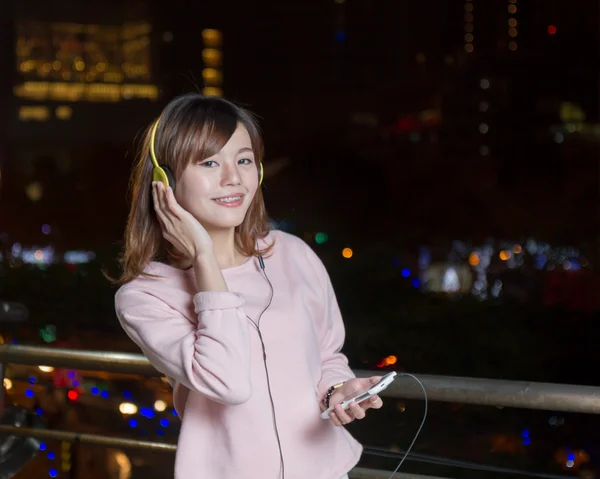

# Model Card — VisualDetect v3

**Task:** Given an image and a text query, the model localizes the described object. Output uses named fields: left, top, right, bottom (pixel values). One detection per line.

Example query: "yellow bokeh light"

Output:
left=468, top=253, right=480, bottom=266
left=3, top=378, right=12, bottom=390
left=499, top=251, right=511, bottom=261
left=465, top=43, right=474, bottom=53
left=154, top=399, right=167, bottom=412
left=55, top=105, right=72, bottom=120
left=385, top=355, right=397, bottom=365
left=508, top=18, right=517, bottom=27
left=508, top=41, right=518, bottom=51
left=119, top=402, right=138, bottom=415
left=342, top=248, right=353, bottom=259
left=508, top=27, right=518, bottom=37
left=39, top=366, right=54, bottom=373
left=508, top=4, right=517, bottom=13
left=202, top=29, right=222, bottom=47
left=513, top=244, right=522, bottom=254
left=202, top=86, right=223, bottom=97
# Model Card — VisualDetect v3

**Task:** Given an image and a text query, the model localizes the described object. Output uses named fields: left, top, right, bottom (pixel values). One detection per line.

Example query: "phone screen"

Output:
left=339, top=373, right=393, bottom=404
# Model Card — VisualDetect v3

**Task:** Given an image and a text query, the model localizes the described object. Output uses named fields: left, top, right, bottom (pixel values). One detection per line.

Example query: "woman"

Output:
left=114, top=93, right=384, bottom=479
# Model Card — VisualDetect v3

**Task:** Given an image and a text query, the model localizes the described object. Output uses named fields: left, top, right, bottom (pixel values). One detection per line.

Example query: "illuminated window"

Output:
left=202, top=49, right=222, bottom=68
left=55, top=105, right=72, bottom=120
left=202, top=29, right=222, bottom=47
left=202, top=87, right=223, bottom=97
left=202, top=68, right=223, bottom=86
left=14, top=21, right=156, bottom=102
left=19, top=106, right=50, bottom=121
left=201, top=29, right=223, bottom=95
left=14, top=81, right=157, bottom=102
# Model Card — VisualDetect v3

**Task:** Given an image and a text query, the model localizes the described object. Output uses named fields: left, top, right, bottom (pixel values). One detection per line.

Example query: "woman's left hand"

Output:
left=327, top=376, right=384, bottom=426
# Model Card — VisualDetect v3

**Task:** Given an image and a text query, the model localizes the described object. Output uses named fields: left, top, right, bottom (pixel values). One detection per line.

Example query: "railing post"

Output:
left=0, top=362, right=5, bottom=419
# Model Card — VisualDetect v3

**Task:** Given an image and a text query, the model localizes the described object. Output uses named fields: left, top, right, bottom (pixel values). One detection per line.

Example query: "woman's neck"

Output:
left=170, top=228, right=248, bottom=270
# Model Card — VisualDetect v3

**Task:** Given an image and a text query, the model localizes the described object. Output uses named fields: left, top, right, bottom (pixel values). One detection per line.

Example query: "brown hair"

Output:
left=113, top=93, right=272, bottom=284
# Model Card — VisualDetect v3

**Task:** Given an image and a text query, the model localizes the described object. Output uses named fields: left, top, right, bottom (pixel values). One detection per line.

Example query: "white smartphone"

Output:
left=320, top=371, right=397, bottom=419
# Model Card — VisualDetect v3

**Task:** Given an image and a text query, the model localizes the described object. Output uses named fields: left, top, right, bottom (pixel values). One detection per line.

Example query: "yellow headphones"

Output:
left=149, top=120, right=263, bottom=192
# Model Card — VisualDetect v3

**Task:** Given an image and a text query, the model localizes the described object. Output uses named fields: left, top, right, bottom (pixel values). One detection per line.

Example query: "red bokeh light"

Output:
left=548, top=25, right=557, bottom=35
left=67, top=389, right=79, bottom=401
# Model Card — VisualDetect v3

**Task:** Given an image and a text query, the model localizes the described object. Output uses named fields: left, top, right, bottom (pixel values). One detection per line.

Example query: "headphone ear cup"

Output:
left=162, top=165, right=176, bottom=192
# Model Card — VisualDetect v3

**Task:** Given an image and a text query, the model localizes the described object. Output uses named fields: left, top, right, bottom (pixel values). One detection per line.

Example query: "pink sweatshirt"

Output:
left=115, top=230, right=363, bottom=478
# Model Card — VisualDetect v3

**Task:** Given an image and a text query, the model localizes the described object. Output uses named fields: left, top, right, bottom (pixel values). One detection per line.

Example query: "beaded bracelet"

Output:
left=324, top=381, right=345, bottom=409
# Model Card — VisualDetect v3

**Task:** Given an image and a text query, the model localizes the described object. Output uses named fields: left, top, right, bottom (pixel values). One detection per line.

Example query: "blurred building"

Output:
left=0, top=0, right=224, bottom=247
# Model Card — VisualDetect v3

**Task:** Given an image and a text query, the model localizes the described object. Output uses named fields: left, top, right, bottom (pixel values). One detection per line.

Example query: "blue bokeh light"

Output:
left=140, top=407, right=155, bottom=418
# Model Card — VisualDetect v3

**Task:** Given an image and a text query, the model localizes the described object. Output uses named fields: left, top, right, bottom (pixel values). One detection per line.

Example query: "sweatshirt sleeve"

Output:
left=303, top=245, right=356, bottom=400
left=115, top=288, right=252, bottom=405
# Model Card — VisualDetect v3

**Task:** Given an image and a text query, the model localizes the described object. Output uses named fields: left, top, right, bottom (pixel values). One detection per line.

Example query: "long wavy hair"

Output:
left=113, top=93, right=272, bottom=285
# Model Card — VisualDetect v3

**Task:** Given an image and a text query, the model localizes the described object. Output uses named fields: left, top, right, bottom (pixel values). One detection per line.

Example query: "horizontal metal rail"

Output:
left=0, top=344, right=155, bottom=376
left=0, top=425, right=176, bottom=452
left=2, top=344, right=600, bottom=414
left=0, top=426, right=442, bottom=479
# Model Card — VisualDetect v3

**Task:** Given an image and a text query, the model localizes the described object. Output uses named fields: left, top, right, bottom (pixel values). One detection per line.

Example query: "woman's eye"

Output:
left=239, top=158, right=253, bottom=165
left=200, top=160, right=217, bottom=167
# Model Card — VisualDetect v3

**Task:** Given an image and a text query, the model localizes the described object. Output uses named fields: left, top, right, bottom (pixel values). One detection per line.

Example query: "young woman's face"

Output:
left=175, top=124, right=259, bottom=232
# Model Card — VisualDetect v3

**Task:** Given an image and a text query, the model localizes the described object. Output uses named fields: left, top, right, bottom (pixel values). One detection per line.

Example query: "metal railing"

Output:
left=2, top=344, right=600, bottom=478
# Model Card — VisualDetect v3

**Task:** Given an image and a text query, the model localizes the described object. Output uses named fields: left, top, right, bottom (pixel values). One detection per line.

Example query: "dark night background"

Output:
left=0, top=0, right=599, bottom=478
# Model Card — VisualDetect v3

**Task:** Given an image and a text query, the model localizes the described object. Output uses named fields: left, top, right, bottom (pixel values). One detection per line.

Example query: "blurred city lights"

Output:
left=119, top=402, right=138, bottom=415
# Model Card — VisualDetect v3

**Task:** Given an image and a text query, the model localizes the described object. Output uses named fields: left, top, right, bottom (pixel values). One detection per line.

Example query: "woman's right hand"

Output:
left=152, top=181, right=214, bottom=260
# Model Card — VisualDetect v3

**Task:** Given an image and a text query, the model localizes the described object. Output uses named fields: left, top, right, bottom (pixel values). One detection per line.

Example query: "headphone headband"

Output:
left=149, top=120, right=160, bottom=169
